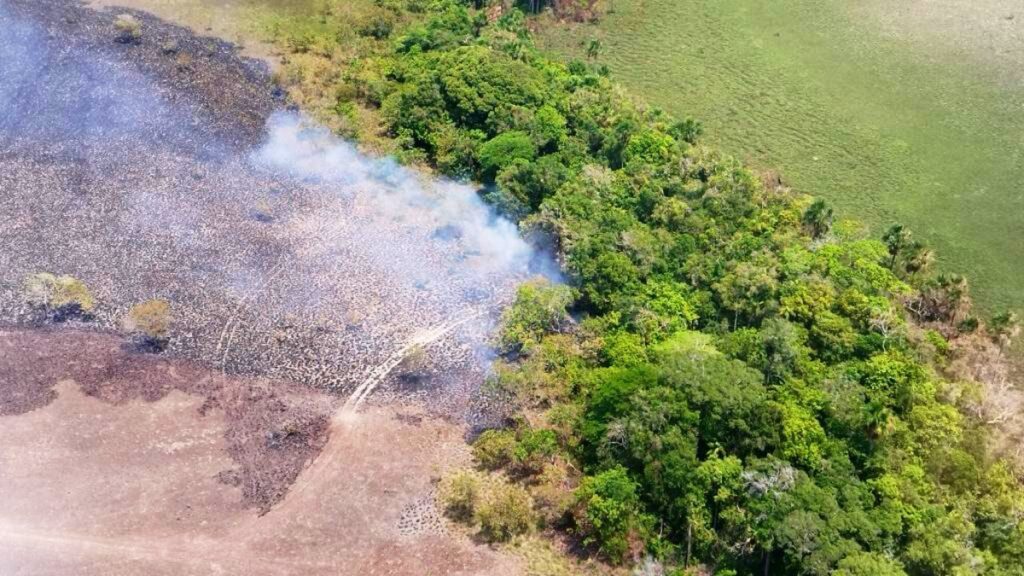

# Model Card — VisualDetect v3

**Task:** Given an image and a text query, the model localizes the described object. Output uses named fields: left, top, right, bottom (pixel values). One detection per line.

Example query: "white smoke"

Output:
left=253, top=112, right=536, bottom=277
left=0, top=0, right=560, bottom=404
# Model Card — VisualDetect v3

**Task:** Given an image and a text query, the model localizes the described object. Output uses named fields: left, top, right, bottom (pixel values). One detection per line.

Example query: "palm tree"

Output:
left=902, top=241, right=934, bottom=277
left=882, top=224, right=912, bottom=270
left=864, top=400, right=894, bottom=439
left=801, top=199, right=833, bottom=239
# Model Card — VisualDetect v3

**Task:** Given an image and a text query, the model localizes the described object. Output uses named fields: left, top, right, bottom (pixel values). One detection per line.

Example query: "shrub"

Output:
left=438, top=468, right=537, bottom=541
left=23, top=273, right=95, bottom=320
left=498, top=278, right=573, bottom=353
left=988, top=310, right=1020, bottom=345
left=473, top=427, right=558, bottom=474
left=438, top=469, right=482, bottom=521
left=123, top=299, right=172, bottom=351
left=957, top=316, right=979, bottom=334
left=924, top=329, right=950, bottom=357
left=473, top=429, right=517, bottom=470
left=476, top=480, right=536, bottom=542
left=533, top=458, right=577, bottom=525
left=668, top=117, right=703, bottom=144
left=512, top=427, right=559, bottom=474
left=356, top=11, right=396, bottom=39
left=114, top=14, right=142, bottom=44
left=398, top=344, right=429, bottom=375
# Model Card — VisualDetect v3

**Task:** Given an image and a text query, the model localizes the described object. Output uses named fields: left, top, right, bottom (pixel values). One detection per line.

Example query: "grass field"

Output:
left=537, top=0, right=1024, bottom=319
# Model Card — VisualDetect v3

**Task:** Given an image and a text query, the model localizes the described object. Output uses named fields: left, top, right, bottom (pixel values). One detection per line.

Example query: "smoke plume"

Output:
left=253, top=112, right=535, bottom=277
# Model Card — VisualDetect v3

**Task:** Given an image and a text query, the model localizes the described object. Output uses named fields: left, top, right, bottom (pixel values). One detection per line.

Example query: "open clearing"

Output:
left=0, top=1, right=530, bottom=573
left=0, top=329, right=519, bottom=575
left=537, top=0, right=1024, bottom=319
left=84, top=0, right=318, bottom=66
left=0, top=0, right=534, bottom=407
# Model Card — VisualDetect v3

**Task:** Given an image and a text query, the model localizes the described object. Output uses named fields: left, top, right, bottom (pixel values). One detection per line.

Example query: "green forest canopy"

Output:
left=265, top=1, right=1024, bottom=573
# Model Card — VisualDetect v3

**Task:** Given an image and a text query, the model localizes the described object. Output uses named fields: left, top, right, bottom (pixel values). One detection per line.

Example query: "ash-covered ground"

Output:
left=0, top=0, right=544, bottom=417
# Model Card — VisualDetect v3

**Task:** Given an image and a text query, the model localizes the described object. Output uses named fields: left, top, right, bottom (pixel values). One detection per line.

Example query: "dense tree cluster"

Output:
left=273, top=1, right=1024, bottom=573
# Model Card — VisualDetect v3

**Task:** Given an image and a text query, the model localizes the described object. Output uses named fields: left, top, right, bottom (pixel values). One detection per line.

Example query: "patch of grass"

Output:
left=114, top=14, right=142, bottom=43
left=123, top=299, right=172, bottom=351
left=536, top=0, right=1024, bottom=319
left=23, top=273, right=96, bottom=320
left=512, top=536, right=589, bottom=576
left=250, top=0, right=421, bottom=154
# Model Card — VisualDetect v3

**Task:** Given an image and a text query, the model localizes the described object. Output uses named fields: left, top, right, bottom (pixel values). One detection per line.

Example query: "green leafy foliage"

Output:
left=437, top=469, right=537, bottom=543
left=478, top=131, right=537, bottom=180
left=498, top=278, right=573, bottom=354
left=438, top=469, right=482, bottom=522
left=266, top=1, right=1024, bottom=571
left=473, top=429, right=518, bottom=470
left=573, top=467, right=649, bottom=563
left=476, top=481, right=536, bottom=542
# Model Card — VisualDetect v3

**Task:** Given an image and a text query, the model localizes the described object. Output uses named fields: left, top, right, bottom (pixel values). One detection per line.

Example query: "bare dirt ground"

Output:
left=0, top=328, right=521, bottom=575
left=0, top=327, right=332, bottom=511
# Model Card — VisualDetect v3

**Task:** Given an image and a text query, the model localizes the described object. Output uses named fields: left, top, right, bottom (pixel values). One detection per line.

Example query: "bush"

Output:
left=123, top=299, right=172, bottom=351
left=476, top=480, right=536, bottom=542
left=473, top=429, right=517, bottom=470
left=114, top=14, right=142, bottom=44
left=533, top=458, right=577, bottom=525
left=438, top=469, right=482, bottom=521
left=398, top=344, right=429, bottom=375
left=438, top=469, right=537, bottom=541
left=23, top=273, right=95, bottom=320
left=668, top=117, right=703, bottom=144
left=356, top=11, right=396, bottom=39
left=498, top=278, right=573, bottom=353
left=513, top=427, right=559, bottom=473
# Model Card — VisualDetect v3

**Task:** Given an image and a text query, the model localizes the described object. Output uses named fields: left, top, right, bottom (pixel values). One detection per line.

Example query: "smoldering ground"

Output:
left=0, top=0, right=547, bottom=415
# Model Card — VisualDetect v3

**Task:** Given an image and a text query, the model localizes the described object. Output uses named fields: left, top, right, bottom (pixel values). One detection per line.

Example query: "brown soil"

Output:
left=0, top=328, right=521, bottom=575
left=1, top=327, right=329, bottom=512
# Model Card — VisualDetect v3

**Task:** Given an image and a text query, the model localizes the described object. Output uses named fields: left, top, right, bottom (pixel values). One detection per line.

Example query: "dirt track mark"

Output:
left=231, top=310, right=484, bottom=537
left=342, top=308, right=484, bottom=412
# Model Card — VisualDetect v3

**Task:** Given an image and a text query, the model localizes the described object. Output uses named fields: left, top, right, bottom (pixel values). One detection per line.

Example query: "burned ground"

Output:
left=4, top=0, right=280, bottom=148
left=0, top=0, right=536, bottom=415
left=0, top=0, right=532, bottom=573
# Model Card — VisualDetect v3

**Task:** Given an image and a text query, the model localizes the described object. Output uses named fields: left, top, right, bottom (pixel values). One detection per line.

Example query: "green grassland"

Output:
left=536, top=0, right=1024, bottom=318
